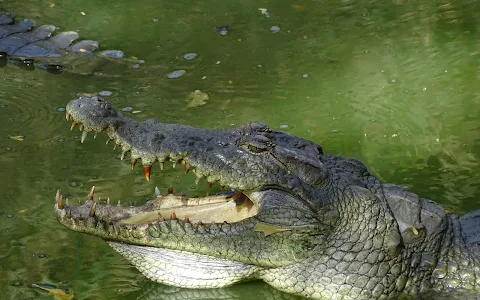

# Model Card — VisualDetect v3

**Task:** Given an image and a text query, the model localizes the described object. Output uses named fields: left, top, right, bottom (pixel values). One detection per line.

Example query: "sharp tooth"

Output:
left=144, top=165, right=152, bottom=181
left=88, top=186, right=95, bottom=200
left=65, top=113, right=69, bottom=121
left=70, top=122, right=78, bottom=131
left=131, top=159, right=137, bottom=169
left=66, top=198, right=69, bottom=206
left=168, top=186, right=174, bottom=194
left=106, top=138, right=111, bottom=145
left=195, top=177, right=201, bottom=185
left=56, top=190, right=64, bottom=209
left=107, top=197, right=110, bottom=205
left=184, top=216, right=191, bottom=223
left=93, top=132, right=98, bottom=139
left=81, top=131, right=88, bottom=143
left=117, top=200, right=121, bottom=207
left=113, top=144, right=117, bottom=150
left=89, top=202, right=97, bottom=217
left=120, top=151, right=126, bottom=160
left=172, top=162, right=176, bottom=168
left=170, top=210, right=177, bottom=220
left=208, top=182, right=213, bottom=189
left=155, top=187, right=161, bottom=196
left=159, top=162, right=164, bottom=170
left=79, top=124, right=83, bottom=131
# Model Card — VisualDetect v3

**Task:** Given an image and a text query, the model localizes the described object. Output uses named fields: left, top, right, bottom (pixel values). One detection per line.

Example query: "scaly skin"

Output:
left=55, top=96, right=480, bottom=299
left=0, top=12, right=138, bottom=74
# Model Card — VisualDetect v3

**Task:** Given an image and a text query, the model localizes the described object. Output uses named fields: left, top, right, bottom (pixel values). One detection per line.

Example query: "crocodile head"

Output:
left=55, top=96, right=479, bottom=299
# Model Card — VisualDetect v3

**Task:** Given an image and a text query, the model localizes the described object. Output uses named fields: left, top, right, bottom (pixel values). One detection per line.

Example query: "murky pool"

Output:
left=1, top=0, right=479, bottom=299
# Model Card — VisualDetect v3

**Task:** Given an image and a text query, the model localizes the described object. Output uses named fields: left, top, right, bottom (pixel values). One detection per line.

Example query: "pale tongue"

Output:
left=120, top=200, right=257, bottom=225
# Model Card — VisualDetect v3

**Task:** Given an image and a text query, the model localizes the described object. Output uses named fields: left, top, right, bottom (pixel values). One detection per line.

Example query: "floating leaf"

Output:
left=32, top=283, right=74, bottom=300
left=186, top=90, right=209, bottom=108
left=18, top=209, right=28, bottom=214
left=9, top=135, right=24, bottom=141
left=49, top=3, right=56, bottom=8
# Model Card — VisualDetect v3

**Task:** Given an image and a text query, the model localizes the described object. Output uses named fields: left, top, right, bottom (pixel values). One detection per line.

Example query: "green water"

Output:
left=0, top=0, right=479, bottom=299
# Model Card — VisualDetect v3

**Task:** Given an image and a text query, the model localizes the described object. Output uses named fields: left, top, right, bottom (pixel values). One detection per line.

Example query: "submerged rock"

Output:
left=216, top=25, right=231, bottom=36
left=270, top=26, right=280, bottom=33
left=98, top=91, right=112, bottom=97
left=183, top=53, right=198, bottom=60
left=167, top=70, right=186, bottom=79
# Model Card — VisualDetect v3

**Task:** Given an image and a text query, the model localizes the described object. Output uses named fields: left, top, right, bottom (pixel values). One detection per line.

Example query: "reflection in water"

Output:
left=0, top=0, right=479, bottom=299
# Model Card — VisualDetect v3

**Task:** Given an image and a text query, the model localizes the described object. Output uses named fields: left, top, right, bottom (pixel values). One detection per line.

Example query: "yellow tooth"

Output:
left=89, top=202, right=97, bottom=217
left=81, top=131, right=88, bottom=143
left=88, top=186, right=95, bottom=200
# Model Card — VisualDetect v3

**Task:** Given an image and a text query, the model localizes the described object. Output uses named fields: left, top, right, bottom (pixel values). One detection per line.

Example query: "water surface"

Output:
left=1, top=0, right=479, bottom=299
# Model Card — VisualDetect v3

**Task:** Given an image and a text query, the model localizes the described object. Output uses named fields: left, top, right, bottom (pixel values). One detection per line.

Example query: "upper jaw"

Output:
left=64, top=97, right=295, bottom=191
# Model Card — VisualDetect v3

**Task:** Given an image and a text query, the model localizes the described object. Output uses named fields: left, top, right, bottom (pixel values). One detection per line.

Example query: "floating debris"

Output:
left=302, top=73, right=309, bottom=78
left=132, top=64, right=140, bottom=69
left=31, top=283, right=73, bottom=300
left=259, top=8, right=271, bottom=18
left=8, top=135, right=24, bottom=141
left=167, top=69, right=186, bottom=79
left=183, top=53, right=198, bottom=60
left=280, top=124, right=289, bottom=129
left=70, top=182, right=77, bottom=187
left=186, top=90, right=209, bottom=108
left=216, top=61, right=221, bottom=65
left=0, top=104, right=6, bottom=108
left=132, top=110, right=142, bottom=114
left=98, top=91, right=112, bottom=97
left=76, top=92, right=96, bottom=97
left=270, top=26, right=280, bottom=33
left=122, top=107, right=133, bottom=112
left=216, top=25, right=231, bottom=36
left=57, top=107, right=65, bottom=112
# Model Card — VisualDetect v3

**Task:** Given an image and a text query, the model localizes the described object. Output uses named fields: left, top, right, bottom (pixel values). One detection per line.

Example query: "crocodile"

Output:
left=0, top=12, right=138, bottom=74
left=54, top=96, right=480, bottom=300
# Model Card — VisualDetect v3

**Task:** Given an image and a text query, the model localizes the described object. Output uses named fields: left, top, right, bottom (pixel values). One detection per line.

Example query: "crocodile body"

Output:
left=55, top=96, right=480, bottom=299
left=0, top=12, right=137, bottom=74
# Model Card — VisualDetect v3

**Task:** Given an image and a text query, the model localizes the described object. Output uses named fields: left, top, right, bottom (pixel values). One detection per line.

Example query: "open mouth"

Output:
left=59, top=110, right=260, bottom=228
